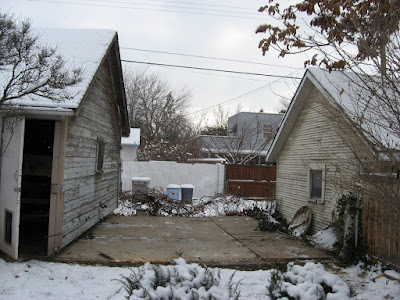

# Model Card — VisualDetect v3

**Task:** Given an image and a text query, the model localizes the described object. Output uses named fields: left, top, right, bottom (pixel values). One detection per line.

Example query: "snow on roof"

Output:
left=267, top=67, right=399, bottom=162
left=2, top=28, right=116, bottom=109
left=121, top=128, right=141, bottom=146
left=228, top=112, right=283, bottom=123
left=308, top=67, right=399, bottom=150
left=198, top=134, right=272, bottom=155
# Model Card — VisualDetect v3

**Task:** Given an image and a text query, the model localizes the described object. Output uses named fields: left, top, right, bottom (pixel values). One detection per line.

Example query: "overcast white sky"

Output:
left=2, top=0, right=309, bottom=125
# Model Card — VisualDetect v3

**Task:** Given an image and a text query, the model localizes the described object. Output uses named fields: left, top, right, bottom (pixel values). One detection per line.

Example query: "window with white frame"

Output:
left=308, top=164, right=325, bottom=203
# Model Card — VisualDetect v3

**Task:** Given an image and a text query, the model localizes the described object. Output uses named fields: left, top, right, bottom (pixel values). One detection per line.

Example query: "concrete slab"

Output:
left=54, top=215, right=332, bottom=268
left=210, top=216, right=329, bottom=262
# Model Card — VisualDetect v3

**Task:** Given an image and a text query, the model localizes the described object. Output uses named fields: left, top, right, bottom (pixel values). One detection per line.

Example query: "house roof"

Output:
left=121, top=128, right=141, bottom=146
left=197, top=135, right=271, bottom=156
left=1, top=28, right=130, bottom=136
left=197, top=135, right=241, bottom=153
left=228, top=112, right=283, bottom=124
left=267, top=67, right=395, bottom=162
left=227, top=112, right=282, bottom=134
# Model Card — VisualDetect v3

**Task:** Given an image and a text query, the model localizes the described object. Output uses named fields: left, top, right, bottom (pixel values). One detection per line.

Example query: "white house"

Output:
left=266, top=67, right=390, bottom=233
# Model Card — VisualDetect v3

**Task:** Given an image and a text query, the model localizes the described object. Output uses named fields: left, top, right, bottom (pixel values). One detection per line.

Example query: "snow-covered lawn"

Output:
left=1, top=258, right=399, bottom=299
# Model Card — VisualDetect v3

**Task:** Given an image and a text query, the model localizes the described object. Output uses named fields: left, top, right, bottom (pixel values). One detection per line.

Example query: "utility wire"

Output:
left=121, top=59, right=302, bottom=79
left=89, top=0, right=256, bottom=11
left=88, top=0, right=260, bottom=16
left=187, top=69, right=303, bottom=116
left=29, top=0, right=267, bottom=20
left=121, top=47, right=303, bottom=70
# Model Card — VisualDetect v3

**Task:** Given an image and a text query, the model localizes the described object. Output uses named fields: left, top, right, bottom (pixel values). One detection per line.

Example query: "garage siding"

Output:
left=61, top=56, right=121, bottom=248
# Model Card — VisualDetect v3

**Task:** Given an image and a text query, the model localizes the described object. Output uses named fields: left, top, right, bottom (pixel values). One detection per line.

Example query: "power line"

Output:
left=187, top=69, right=303, bottom=116
left=121, top=59, right=302, bottom=79
left=187, top=84, right=273, bottom=116
left=93, top=0, right=256, bottom=11
left=121, top=47, right=303, bottom=70
left=168, top=68, right=274, bottom=82
left=88, top=0, right=260, bottom=16
left=28, top=0, right=267, bottom=20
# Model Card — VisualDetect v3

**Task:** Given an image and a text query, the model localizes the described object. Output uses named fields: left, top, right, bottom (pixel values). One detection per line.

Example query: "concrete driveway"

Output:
left=54, top=215, right=332, bottom=268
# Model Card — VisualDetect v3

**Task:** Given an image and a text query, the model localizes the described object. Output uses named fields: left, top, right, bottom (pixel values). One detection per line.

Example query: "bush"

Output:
left=266, top=262, right=350, bottom=300
left=246, top=207, right=289, bottom=233
left=118, top=258, right=240, bottom=300
left=334, top=194, right=365, bottom=264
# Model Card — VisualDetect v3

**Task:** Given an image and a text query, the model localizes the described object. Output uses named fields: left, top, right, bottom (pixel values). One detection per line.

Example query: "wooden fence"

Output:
left=362, top=196, right=400, bottom=266
left=225, top=165, right=276, bottom=199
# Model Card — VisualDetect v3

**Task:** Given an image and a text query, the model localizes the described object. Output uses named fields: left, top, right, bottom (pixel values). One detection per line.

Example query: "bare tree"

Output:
left=136, top=139, right=199, bottom=163
left=0, top=12, right=82, bottom=106
left=256, top=1, right=400, bottom=153
left=200, top=104, right=243, bottom=136
left=124, top=68, right=193, bottom=143
left=124, top=68, right=198, bottom=161
left=277, top=97, right=291, bottom=114
left=0, top=12, right=82, bottom=157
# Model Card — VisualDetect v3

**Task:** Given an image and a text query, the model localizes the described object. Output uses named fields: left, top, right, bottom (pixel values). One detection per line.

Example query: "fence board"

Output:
left=362, top=196, right=400, bottom=266
left=225, top=164, right=276, bottom=181
left=225, top=165, right=276, bottom=199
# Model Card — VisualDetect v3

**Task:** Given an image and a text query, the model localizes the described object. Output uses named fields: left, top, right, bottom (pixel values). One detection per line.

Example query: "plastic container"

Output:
left=181, top=184, right=194, bottom=202
left=166, top=184, right=180, bottom=201
left=131, top=177, right=151, bottom=193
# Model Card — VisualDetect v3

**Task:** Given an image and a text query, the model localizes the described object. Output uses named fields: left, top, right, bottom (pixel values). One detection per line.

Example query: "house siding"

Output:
left=276, top=86, right=367, bottom=233
left=61, top=56, right=121, bottom=248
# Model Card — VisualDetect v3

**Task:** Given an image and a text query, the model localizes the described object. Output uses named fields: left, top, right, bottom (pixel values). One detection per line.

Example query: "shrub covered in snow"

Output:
left=267, top=262, right=350, bottom=300
left=308, top=227, right=338, bottom=252
left=118, top=258, right=240, bottom=300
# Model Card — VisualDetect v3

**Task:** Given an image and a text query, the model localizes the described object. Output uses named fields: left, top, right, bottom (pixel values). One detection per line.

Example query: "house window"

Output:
left=308, top=166, right=325, bottom=203
left=96, top=138, right=105, bottom=173
left=230, top=124, right=238, bottom=135
left=263, top=125, right=273, bottom=139
left=310, top=170, right=322, bottom=198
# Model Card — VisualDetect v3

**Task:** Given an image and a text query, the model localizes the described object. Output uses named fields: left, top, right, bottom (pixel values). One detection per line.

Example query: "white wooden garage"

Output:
left=0, top=28, right=129, bottom=259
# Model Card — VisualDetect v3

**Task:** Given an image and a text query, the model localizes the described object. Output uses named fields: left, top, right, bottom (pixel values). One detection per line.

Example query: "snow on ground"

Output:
left=1, top=258, right=398, bottom=299
left=113, top=195, right=276, bottom=217
left=309, top=227, right=338, bottom=252
left=339, top=262, right=400, bottom=300
left=0, top=259, right=130, bottom=299
left=3, top=197, right=397, bottom=299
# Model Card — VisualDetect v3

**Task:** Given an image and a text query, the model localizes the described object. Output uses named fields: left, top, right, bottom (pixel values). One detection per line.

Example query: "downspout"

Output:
left=216, top=163, right=220, bottom=195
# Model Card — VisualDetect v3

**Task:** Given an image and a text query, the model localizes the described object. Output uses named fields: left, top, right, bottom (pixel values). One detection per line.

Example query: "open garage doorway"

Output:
left=19, top=119, right=55, bottom=256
